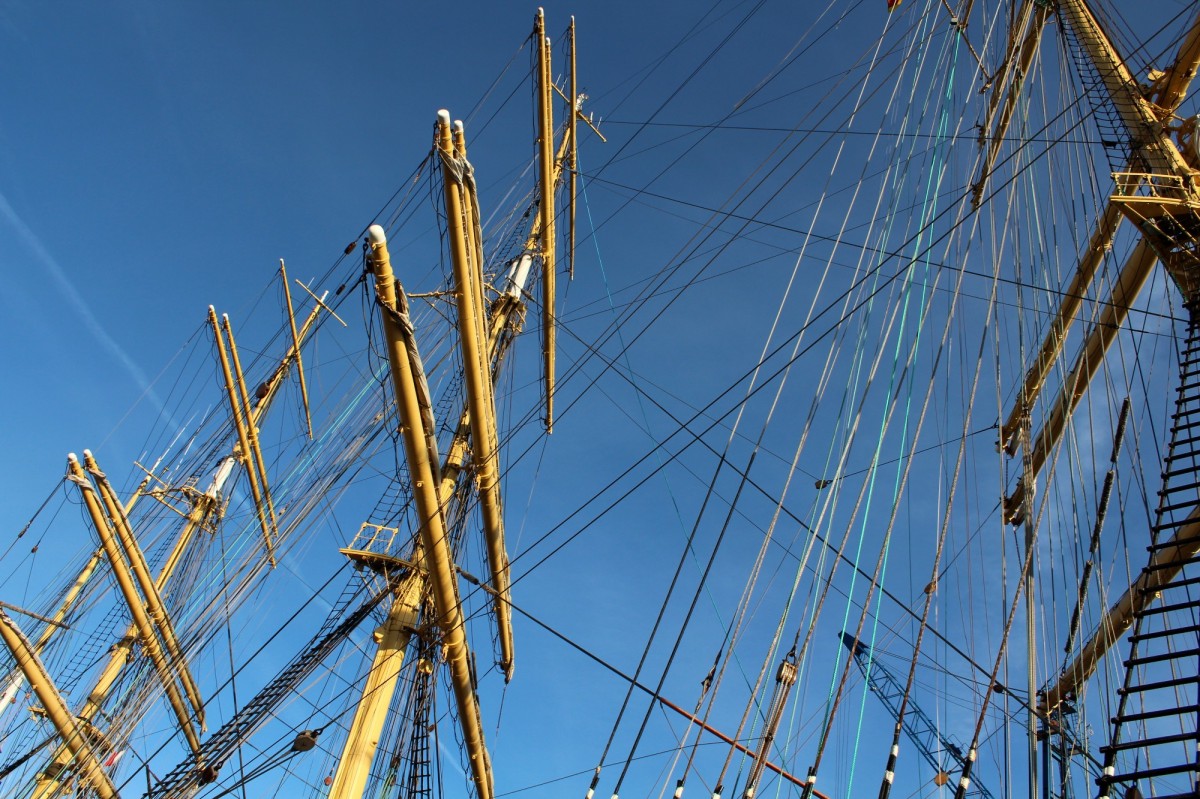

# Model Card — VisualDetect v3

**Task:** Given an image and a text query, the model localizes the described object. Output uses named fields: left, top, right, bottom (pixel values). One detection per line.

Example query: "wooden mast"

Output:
left=977, top=0, right=1200, bottom=788
left=0, top=612, right=121, bottom=799
left=363, top=224, right=495, bottom=799
left=30, top=296, right=324, bottom=797
left=439, top=112, right=517, bottom=681
left=536, top=7, right=557, bottom=433
left=568, top=16, right=578, bottom=281
left=326, top=568, right=424, bottom=799
left=64, top=453, right=203, bottom=753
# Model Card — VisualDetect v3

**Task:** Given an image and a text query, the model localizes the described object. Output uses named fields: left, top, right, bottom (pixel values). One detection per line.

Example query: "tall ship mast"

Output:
left=1, top=3, right=1199, bottom=799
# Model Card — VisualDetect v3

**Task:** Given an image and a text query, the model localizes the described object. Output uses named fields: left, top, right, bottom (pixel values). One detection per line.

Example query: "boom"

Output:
left=839, top=633, right=993, bottom=799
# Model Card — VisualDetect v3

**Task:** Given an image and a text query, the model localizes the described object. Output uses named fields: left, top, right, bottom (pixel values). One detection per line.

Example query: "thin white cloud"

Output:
left=0, top=188, right=158, bottom=405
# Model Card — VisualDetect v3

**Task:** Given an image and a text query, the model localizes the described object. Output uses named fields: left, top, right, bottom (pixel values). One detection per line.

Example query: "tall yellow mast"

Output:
left=0, top=612, right=121, bottom=799
left=31, top=294, right=324, bottom=797
left=363, top=224, right=494, bottom=799
left=536, top=7, right=557, bottom=433
left=64, top=453, right=203, bottom=753
left=438, top=111, right=517, bottom=681
left=952, top=4, right=1200, bottom=798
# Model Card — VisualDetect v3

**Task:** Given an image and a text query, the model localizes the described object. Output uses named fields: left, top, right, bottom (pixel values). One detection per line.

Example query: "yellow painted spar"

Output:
left=364, top=225, right=494, bottom=799
left=438, top=112, right=516, bottom=682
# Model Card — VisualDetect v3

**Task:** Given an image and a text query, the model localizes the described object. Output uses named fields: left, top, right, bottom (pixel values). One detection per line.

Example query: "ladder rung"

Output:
left=1150, top=574, right=1200, bottom=593
left=1154, top=497, right=1200, bottom=514
left=1125, top=647, right=1200, bottom=667
left=1137, top=598, right=1200, bottom=617
left=1164, top=431, right=1200, bottom=451
left=1161, top=462, right=1200, bottom=480
left=1159, top=478, right=1200, bottom=496
left=1148, top=533, right=1200, bottom=552
left=1176, top=379, right=1200, bottom=394
left=1131, top=623, right=1200, bottom=643
left=1115, top=703, right=1200, bottom=724
left=1145, top=554, right=1200, bottom=571
left=1105, top=761, right=1200, bottom=783
left=1169, top=417, right=1200, bottom=436
left=1151, top=514, right=1200, bottom=534
left=1101, top=730, right=1199, bottom=753
left=1118, top=674, right=1199, bottom=694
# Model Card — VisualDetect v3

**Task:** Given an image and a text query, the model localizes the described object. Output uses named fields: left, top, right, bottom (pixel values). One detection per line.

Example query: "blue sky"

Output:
left=0, top=3, right=1041, bottom=797
left=1, top=3, right=897, bottom=792
left=2, top=2, right=1194, bottom=798
left=0, top=0, right=833, bottom=478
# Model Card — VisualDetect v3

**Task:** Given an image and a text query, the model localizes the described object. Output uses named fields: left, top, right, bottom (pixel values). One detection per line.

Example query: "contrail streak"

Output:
left=0, top=189, right=162, bottom=412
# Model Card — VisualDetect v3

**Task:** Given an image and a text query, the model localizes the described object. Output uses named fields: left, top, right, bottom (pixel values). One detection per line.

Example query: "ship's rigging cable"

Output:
left=574, top=1, right=920, bottom=261
left=554, top=59, right=1142, bottom=415
left=516, top=7, right=955, bottom=782
left=463, top=66, right=1118, bottom=633
left=9, top=6, right=1198, bottom=797
left=498, top=80, right=1113, bottom=596
left=64, top=332, right=427, bottom=788
left=574, top=171, right=761, bottom=799
left=514, top=303, right=1028, bottom=716
left=535, top=218, right=1041, bottom=782
left=584, top=0, right=773, bottom=181
left=874, top=143, right=1007, bottom=799
left=569, top=171, right=1183, bottom=331
left=591, top=0, right=742, bottom=118
left=518, top=4, right=1012, bottom=791
left=0, top=475, right=65, bottom=568
left=123, top=566, right=383, bottom=796
left=802, top=32, right=970, bottom=794
left=604, top=117, right=1120, bottom=146
left=502, top=226, right=1002, bottom=647
left=580, top=85, right=936, bottom=796
left=2, top=66, right=498, bottom=794
left=434, top=9, right=1142, bottom=787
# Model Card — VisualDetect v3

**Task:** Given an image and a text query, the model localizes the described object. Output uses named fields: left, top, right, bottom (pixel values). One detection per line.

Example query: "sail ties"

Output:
left=436, top=145, right=472, bottom=188
left=437, top=111, right=517, bottom=681
left=367, top=222, right=495, bottom=799
left=372, top=283, right=442, bottom=479
left=64, top=452, right=204, bottom=754
left=209, top=308, right=279, bottom=567
left=0, top=611, right=121, bottom=799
